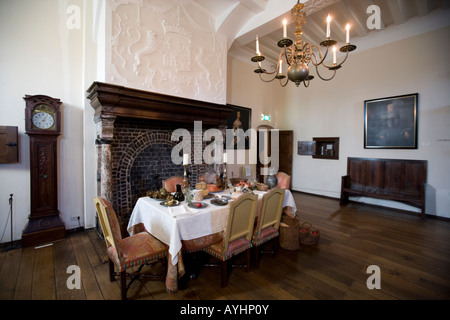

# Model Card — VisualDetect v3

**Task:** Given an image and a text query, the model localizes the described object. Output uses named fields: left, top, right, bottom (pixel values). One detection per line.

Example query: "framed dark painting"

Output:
left=364, top=93, right=418, bottom=149
left=226, top=104, right=252, bottom=149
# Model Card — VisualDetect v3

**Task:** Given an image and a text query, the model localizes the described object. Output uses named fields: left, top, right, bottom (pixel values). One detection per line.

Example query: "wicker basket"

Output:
left=299, top=222, right=320, bottom=246
left=279, top=215, right=300, bottom=250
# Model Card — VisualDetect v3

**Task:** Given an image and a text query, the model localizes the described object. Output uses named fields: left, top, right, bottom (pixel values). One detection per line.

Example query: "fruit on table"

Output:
left=196, top=202, right=202, bottom=208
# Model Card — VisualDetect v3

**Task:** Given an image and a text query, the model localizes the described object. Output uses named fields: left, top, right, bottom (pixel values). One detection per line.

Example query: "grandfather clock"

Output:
left=22, top=95, right=65, bottom=247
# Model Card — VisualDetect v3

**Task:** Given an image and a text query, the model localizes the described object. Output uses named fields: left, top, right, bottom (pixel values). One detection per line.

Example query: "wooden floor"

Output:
left=1, top=192, right=449, bottom=301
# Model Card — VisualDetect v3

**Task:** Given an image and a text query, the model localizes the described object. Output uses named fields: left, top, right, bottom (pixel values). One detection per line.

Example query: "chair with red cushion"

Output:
left=275, top=171, right=291, bottom=189
left=162, top=176, right=184, bottom=193
left=94, top=196, right=168, bottom=300
left=202, top=193, right=258, bottom=287
left=252, top=187, right=285, bottom=268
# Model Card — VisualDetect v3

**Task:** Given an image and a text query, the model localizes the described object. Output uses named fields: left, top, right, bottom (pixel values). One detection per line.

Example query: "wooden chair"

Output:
left=94, top=196, right=168, bottom=300
left=202, top=193, right=258, bottom=287
left=252, top=187, right=285, bottom=268
left=275, top=171, right=291, bottom=189
left=162, top=176, right=184, bottom=193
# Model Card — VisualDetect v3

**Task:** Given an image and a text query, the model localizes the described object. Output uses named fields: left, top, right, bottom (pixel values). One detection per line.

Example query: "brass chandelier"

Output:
left=251, top=1, right=357, bottom=87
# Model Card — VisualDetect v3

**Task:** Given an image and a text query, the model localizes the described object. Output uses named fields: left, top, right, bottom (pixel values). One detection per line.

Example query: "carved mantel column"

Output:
left=95, top=115, right=116, bottom=202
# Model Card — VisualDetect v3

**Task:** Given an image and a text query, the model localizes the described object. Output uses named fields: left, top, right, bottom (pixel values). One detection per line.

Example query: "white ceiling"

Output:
left=193, top=0, right=450, bottom=65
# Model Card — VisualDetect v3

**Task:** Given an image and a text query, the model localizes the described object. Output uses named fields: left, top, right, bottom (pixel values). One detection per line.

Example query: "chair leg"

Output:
left=253, top=246, right=260, bottom=269
left=246, top=249, right=252, bottom=272
left=273, top=237, right=279, bottom=258
left=220, top=260, right=228, bottom=288
left=108, top=259, right=115, bottom=282
left=120, top=271, right=127, bottom=300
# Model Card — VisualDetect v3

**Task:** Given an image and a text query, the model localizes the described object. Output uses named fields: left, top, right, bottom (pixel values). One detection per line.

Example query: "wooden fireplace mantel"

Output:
left=86, top=82, right=233, bottom=126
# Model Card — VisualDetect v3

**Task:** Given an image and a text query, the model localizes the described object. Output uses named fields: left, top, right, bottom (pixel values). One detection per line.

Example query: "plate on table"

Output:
left=188, top=202, right=208, bottom=209
left=159, top=200, right=180, bottom=207
left=210, top=198, right=229, bottom=206
left=149, top=197, right=165, bottom=201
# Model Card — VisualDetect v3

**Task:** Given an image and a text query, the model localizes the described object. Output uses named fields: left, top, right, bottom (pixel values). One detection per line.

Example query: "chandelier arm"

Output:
left=258, top=73, right=278, bottom=83
left=283, top=47, right=294, bottom=66
left=311, top=45, right=328, bottom=66
left=320, top=48, right=350, bottom=69
left=280, top=77, right=290, bottom=87
left=315, top=65, right=337, bottom=81
left=256, top=61, right=280, bottom=76
left=303, top=79, right=310, bottom=88
left=334, top=49, right=350, bottom=68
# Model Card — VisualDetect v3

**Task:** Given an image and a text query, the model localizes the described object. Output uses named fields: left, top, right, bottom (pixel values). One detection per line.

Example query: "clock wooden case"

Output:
left=22, top=95, right=65, bottom=247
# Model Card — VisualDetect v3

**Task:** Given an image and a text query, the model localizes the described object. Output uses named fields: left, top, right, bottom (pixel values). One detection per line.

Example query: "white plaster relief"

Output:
left=106, top=0, right=226, bottom=104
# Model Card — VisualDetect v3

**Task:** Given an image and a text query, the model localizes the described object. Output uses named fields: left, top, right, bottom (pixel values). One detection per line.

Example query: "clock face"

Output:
left=31, top=103, right=56, bottom=130
left=32, top=111, right=55, bottom=129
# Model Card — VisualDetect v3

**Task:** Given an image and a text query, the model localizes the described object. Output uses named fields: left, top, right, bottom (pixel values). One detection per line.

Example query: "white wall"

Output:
left=0, top=0, right=90, bottom=242
left=227, top=25, right=450, bottom=218
left=283, top=26, right=450, bottom=218
left=226, top=52, right=287, bottom=180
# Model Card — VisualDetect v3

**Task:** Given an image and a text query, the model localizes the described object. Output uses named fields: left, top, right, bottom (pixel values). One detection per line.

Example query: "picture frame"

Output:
left=226, top=104, right=252, bottom=149
left=364, top=93, right=418, bottom=149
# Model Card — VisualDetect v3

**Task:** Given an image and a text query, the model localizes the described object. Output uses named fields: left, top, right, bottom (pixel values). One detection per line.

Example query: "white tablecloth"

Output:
left=127, top=189, right=297, bottom=266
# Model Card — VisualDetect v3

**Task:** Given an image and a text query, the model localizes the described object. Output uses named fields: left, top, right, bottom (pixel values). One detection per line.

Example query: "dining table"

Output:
left=127, top=188, right=297, bottom=293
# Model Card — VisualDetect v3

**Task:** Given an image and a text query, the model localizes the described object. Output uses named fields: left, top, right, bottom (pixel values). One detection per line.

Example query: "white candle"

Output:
left=183, top=154, right=189, bottom=165
left=279, top=60, right=282, bottom=74
left=283, top=19, right=287, bottom=38
left=332, top=46, right=337, bottom=64
left=223, top=152, right=227, bottom=163
left=256, top=35, right=260, bottom=55
left=346, top=23, right=350, bottom=44
left=326, top=15, right=331, bottom=38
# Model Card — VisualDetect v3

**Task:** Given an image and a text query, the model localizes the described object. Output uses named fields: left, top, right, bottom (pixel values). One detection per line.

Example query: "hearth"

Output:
left=86, top=82, right=233, bottom=230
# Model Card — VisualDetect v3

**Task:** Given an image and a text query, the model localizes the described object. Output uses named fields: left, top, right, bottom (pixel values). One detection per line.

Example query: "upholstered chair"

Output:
left=94, top=196, right=168, bottom=300
left=252, top=187, right=285, bottom=268
left=275, top=171, right=291, bottom=189
left=162, top=176, right=184, bottom=193
left=202, top=193, right=258, bottom=287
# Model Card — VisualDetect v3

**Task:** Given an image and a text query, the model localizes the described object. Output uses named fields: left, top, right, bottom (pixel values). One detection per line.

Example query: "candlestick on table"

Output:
left=183, top=164, right=189, bottom=190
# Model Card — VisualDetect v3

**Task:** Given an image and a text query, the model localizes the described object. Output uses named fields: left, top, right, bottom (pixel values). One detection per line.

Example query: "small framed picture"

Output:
left=226, top=104, right=252, bottom=149
left=364, top=93, right=418, bottom=149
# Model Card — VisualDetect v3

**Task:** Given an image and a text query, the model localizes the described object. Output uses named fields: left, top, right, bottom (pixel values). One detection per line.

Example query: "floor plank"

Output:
left=1, top=192, right=449, bottom=301
left=31, top=245, right=55, bottom=300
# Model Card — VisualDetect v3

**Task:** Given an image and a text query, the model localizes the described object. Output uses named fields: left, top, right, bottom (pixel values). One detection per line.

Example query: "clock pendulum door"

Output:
left=22, top=95, right=65, bottom=247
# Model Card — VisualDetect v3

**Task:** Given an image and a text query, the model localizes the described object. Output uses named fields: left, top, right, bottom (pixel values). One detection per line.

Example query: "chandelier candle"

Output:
left=326, top=15, right=331, bottom=38
left=256, top=35, right=260, bottom=55
left=251, top=0, right=357, bottom=87
left=346, top=23, right=351, bottom=44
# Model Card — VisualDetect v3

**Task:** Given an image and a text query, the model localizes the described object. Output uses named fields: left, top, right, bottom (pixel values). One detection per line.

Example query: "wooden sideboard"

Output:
left=340, top=157, right=427, bottom=218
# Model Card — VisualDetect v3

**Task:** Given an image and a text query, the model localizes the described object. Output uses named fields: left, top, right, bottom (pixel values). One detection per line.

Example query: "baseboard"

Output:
left=291, top=189, right=450, bottom=222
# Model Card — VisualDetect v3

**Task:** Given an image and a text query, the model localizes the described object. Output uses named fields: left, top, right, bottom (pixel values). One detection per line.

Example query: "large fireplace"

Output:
left=86, top=82, right=233, bottom=229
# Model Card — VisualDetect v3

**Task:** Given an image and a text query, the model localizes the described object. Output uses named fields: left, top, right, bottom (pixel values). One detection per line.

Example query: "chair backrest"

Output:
left=275, top=171, right=291, bottom=189
left=162, top=176, right=184, bottom=193
left=94, top=196, right=122, bottom=253
left=223, top=193, right=258, bottom=251
left=254, top=187, right=285, bottom=238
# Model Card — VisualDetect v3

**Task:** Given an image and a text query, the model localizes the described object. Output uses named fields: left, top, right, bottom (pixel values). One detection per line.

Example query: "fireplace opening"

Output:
left=112, top=118, right=216, bottom=226
left=130, top=142, right=185, bottom=201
